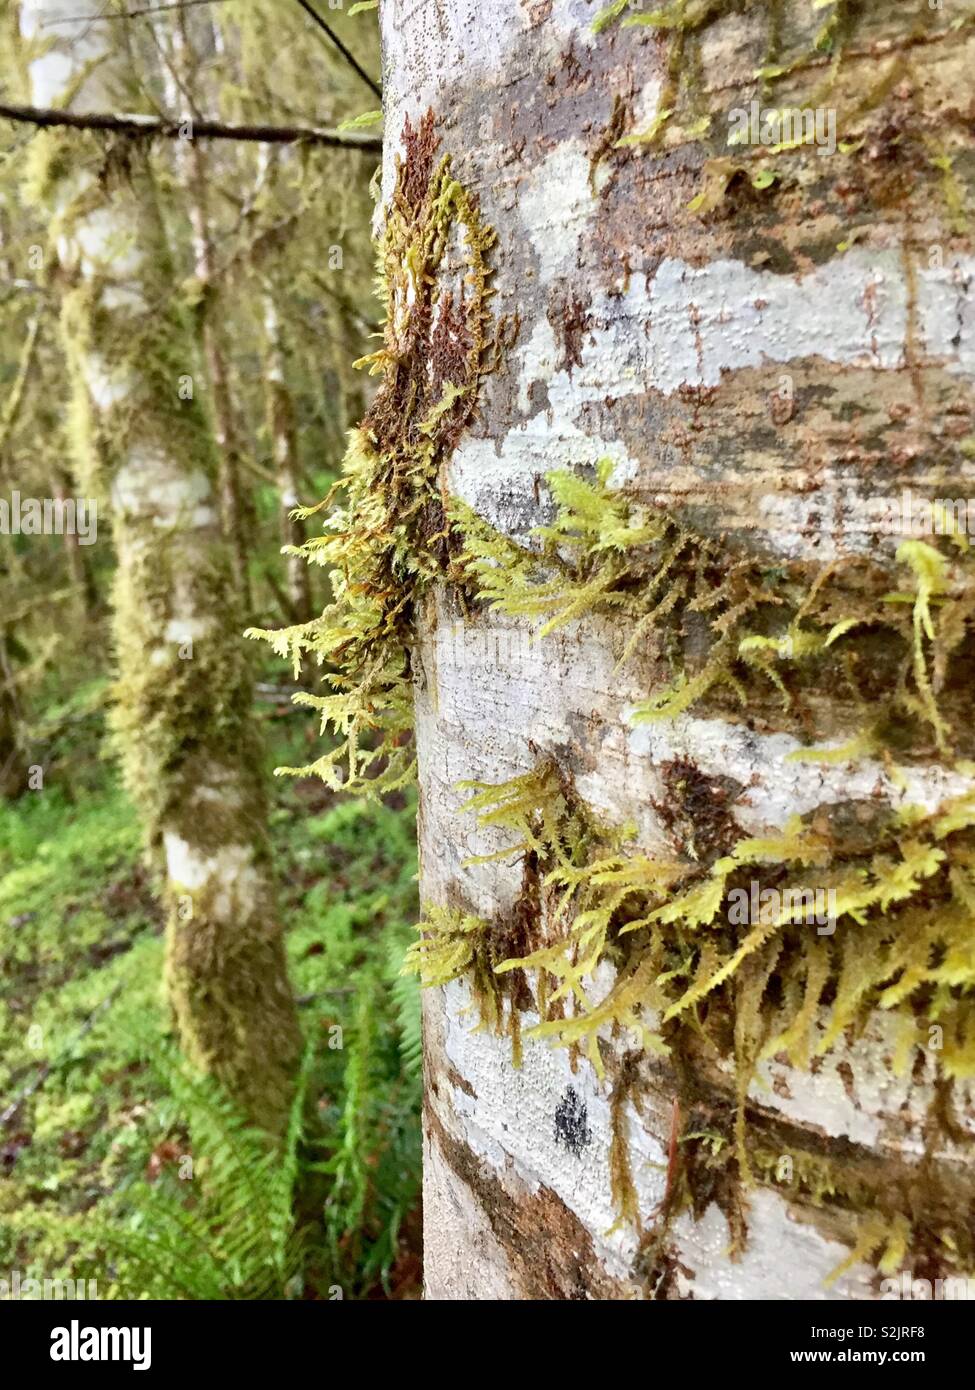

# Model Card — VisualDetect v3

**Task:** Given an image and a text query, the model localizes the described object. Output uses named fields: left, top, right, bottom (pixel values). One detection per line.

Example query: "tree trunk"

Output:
left=379, top=1, right=975, bottom=1297
left=51, top=464, right=98, bottom=614
left=165, top=13, right=255, bottom=618
left=0, top=627, right=26, bottom=799
left=22, top=0, right=299, bottom=1133
left=262, top=290, right=313, bottom=626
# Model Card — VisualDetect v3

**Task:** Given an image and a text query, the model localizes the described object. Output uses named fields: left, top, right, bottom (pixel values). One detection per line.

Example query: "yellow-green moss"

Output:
left=425, top=463, right=975, bottom=1274
left=249, top=109, right=496, bottom=795
left=456, top=461, right=974, bottom=755
left=420, top=746, right=975, bottom=1278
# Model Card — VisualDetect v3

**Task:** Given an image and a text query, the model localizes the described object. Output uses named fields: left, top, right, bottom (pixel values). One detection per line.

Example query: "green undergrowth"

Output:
left=0, top=714, right=422, bottom=1300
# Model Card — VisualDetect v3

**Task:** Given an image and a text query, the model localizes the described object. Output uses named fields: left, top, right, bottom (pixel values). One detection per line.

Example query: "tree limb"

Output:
left=0, top=101, right=382, bottom=151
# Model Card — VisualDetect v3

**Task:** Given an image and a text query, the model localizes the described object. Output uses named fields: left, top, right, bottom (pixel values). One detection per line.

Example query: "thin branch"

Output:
left=0, top=102, right=382, bottom=151
left=294, top=0, right=382, bottom=100
left=41, top=0, right=236, bottom=23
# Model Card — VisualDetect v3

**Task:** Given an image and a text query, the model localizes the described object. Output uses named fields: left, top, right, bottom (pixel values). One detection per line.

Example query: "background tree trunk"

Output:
left=165, top=12, right=255, bottom=618
left=380, top=0, right=975, bottom=1297
left=262, top=288, right=313, bottom=626
left=22, top=0, right=299, bottom=1134
left=0, top=626, right=26, bottom=798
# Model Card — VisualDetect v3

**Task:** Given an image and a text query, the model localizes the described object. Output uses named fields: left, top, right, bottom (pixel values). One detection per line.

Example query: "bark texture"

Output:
left=263, top=292, right=313, bottom=626
left=165, top=16, right=255, bottom=617
left=23, top=0, right=299, bottom=1134
left=378, top=0, right=975, bottom=1298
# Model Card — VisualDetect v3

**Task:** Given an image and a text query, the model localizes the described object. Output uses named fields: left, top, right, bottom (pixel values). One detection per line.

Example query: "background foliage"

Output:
left=0, top=0, right=423, bottom=1299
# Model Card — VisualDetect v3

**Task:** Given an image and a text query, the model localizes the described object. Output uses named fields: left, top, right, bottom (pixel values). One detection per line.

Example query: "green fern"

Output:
left=39, top=1030, right=314, bottom=1300
left=309, top=970, right=422, bottom=1295
left=385, top=931, right=423, bottom=1079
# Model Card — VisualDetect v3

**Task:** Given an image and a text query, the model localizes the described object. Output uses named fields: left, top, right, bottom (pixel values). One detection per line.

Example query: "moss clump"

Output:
left=420, top=463, right=975, bottom=1273
left=403, top=904, right=533, bottom=1060
left=424, top=749, right=975, bottom=1278
left=462, top=756, right=975, bottom=1079
left=403, top=767, right=578, bottom=1067
left=456, top=462, right=975, bottom=756
left=250, top=110, right=496, bottom=794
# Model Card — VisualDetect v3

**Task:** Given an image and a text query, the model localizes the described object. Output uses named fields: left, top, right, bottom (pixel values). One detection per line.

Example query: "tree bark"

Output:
left=262, top=289, right=313, bottom=626
left=379, top=1, right=975, bottom=1298
left=22, top=0, right=299, bottom=1133
left=165, top=13, right=255, bottom=617
left=0, top=627, right=26, bottom=799
left=51, top=464, right=98, bottom=613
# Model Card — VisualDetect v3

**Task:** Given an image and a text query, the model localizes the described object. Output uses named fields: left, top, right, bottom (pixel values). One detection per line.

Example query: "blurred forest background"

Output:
left=0, top=0, right=424, bottom=1299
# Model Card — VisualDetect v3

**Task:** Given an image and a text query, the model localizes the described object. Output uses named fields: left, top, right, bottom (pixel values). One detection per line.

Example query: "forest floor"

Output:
left=0, top=682, right=423, bottom=1299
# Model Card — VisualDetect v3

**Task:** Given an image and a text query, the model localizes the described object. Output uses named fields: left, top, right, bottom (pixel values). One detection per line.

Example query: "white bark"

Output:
left=379, top=0, right=975, bottom=1298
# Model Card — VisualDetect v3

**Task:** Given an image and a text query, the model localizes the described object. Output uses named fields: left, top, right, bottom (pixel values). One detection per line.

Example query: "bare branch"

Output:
left=0, top=102, right=382, bottom=152
left=40, top=0, right=236, bottom=23
left=294, top=0, right=383, bottom=100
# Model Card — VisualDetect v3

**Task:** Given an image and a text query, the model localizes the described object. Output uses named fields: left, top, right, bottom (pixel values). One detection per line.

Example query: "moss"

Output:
left=404, top=814, right=547, bottom=1067
left=259, top=63, right=975, bottom=1283
left=162, top=873, right=298, bottom=1136
left=420, top=741, right=975, bottom=1279
left=249, top=109, right=496, bottom=795
left=456, top=460, right=975, bottom=756
left=412, top=490, right=975, bottom=1266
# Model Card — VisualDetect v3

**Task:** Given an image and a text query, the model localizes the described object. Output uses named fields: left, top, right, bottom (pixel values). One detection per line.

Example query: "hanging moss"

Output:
left=409, top=741, right=975, bottom=1279
left=404, top=883, right=535, bottom=1068
left=248, top=109, right=496, bottom=794
left=412, top=474, right=975, bottom=1276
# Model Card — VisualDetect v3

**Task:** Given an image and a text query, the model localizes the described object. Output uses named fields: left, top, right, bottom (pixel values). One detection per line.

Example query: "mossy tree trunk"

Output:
left=0, top=627, right=26, bottom=798
left=50, top=464, right=98, bottom=613
left=22, top=0, right=299, bottom=1134
left=380, top=1, right=975, bottom=1297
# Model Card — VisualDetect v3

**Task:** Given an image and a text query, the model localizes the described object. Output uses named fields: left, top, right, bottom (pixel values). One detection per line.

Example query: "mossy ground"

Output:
left=0, top=704, right=422, bottom=1299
